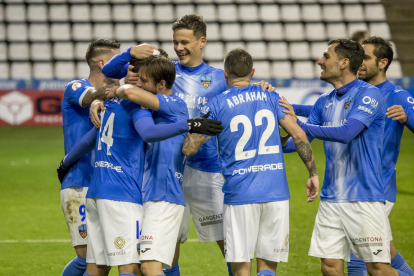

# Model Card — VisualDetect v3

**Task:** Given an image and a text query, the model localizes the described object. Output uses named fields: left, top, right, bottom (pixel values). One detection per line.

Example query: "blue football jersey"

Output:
left=203, top=85, right=290, bottom=205
left=61, top=79, right=95, bottom=189
left=307, top=80, right=386, bottom=202
left=377, top=80, right=414, bottom=202
left=172, top=62, right=228, bottom=173
left=87, top=98, right=152, bottom=204
left=142, top=94, right=189, bottom=205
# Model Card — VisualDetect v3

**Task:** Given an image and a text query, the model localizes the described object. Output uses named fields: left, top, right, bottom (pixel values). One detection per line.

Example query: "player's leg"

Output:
left=231, top=262, right=252, bottom=276
left=256, top=259, right=277, bottom=275
left=118, top=263, right=141, bottom=276
left=61, top=187, right=89, bottom=276
left=84, top=263, right=111, bottom=276
left=347, top=253, right=367, bottom=276
left=321, top=259, right=345, bottom=276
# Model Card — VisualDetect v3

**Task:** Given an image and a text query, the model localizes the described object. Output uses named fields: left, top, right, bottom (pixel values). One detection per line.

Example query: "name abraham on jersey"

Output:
left=344, top=97, right=352, bottom=109
left=201, top=75, right=212, bottom=88
left=232, top=163, right=284, bottom=176
left=227, top=91, right=268, bottom=108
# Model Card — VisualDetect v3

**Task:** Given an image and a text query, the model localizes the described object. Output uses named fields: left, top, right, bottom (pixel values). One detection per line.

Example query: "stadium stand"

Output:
left=0, top=0, right=404, bottom=79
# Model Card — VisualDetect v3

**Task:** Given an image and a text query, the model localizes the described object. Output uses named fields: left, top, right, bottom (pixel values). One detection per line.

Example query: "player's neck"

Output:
left=227, top=78, right=250, bottom=88
left=367, top=73, right=387, bottom=87
left=88, top=70, right=107, bottom=89
left=330, top=73, right=357, bottom=90
left=182, top=58, right=204, bottom=68
left=157, top=88, right=173, bottom=96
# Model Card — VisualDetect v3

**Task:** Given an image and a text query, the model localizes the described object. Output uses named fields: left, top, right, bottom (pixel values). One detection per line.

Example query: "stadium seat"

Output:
left=76, top=61, right=89, bottom=78
left=160, top=42, right=177, bottom=60
left=347, top=22, right=368, bottom=37
left=134, top=5, right=154, bottom=22
left=7, top=24, right=28, bottom=42
left=207, top=61, right=224, bottom=70
left=11, top=62, right=31, bottom=79
left=327, top=23, right=347, bottom=39
left=70, top=5, right=90, bottom=22
left=314, top=63, right=322, bottom=77
left=0, top=5, right=4, bottom=22
left=0, top=63, right=9, bottom=78
left=9, top=43, right=30, bottom=61
left=158, top=23, right=173, bottom=41
left=339, top=0, right=359, bottom=3
left=55, top=61, right=76, bottom=79
left=136, top=23, right=157, bottom=41
left=281, top=5, right=301, bottom=22
left=253, top=61, right=271, bottom=78
left=195, top=5, right=216, bottom=21
left=51, top=23, right=71, bottom=41
left=299, top=0, right=318, bottom=3
left=114, top=23, right=135, bottom=41
left=369, top=23, right=392, bottom=40
left=365, top=4, right=387, bottom=21
left=73, top=24, right=92, bottom=41
left=91, top=5, right=111, bottom=22
left=90, top=0, right=110, bottom=3
left=284, top=24, right=304, bottom=41
left=218, top=5, right=237, bottom=22
left=323, top=5, right=343, bottom=22
left=176, top=5, right=195, bottom=19
left=268, top=42, right=288, bottom=60
left=290, top=42, right=310, bottom=60
left=225, top=42, right=245, bottom=55
left=0, top=43, right=6, bottom=61
left=247, top=42, right=267, bottom=60
left=33, top=62, right=54, bottom=79
left=272, top=61, right=292, bottom=79
left=119, top=41, right=136, bottom=52
left=239, top=5, right=258, bottom=22
left=31, top=43, right=52, bottom=61
left=155, top=5, right=174, bottom=22
left=49, top=5, right=69, bottom=22
left=0, top=24, right=5, bottom=41
left=361, top=0, right=381, bottom=3
left=113, top=5, right=133, bottom=22
left=293, top=61, right=315, bottom=78
left=75, top=42, right=89, bottom=59
left=390, top=41, right=398, bottom=59
left=93, top=24, right=114, bottom=39
left=305, top=23, right=326, bottom=41
left=259, top=5, right=280, bottom=22
left=263, top=23, right=284, bottom=41
left=204, top=42, right=224, bottom=60
left=311, top=42, right=327, bottom=59
left=221, top=24, right=241, bottom=41
left=242, top=23, right=262, bottom=41
left=5, top=5, right=26, bottom=22
left=302, top=5, right=322, bottom=22
left=54, top=42, right=74, bottom=60
left=29, top=24, right=49, bottom=41
left=145, top=41, right=160, bottom=48
left=344, top=5, right=364, bottom=22
left=28, top=5, right=48, bottom=22
left=206, top=23, right=220, bottom=41
left=387, top=60, right=403, bottom=78
left=320, top=0, right=339, bottom=2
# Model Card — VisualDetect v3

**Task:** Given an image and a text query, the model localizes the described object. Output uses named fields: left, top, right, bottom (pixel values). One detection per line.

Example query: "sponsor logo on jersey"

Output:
left=362, top=96, right=378, bottom=109
left=201, top=75, right=212, bottom=88
left=78, top=224, right=87, bottom=239
left=114, top=236, right=126, bottom=249
left=141, top=235, right=153, bottom=241
left=71, top=82, right=82, bottom=91
left=350, top=236, right=383, bottom=247
left=201, top=105, right=209, bottom=115
left=95, top=161, right=123, bottom=172
left=175, top=172, right=183, bottom=181
left=108, top=249, right=126, bottom=257
left=199, top=214, right=223, bottom=226
left=141, top=248, right=151, bottom=253
left=344, top=97, right=352, bottom=109
left=323, top=118, right=347, bottom=127
left=408, top=97, right=414, bottom=104
left=325, top=103, right=333, bottom=108
left=373, top=249, right=383, bottom=255
left=358, top=105, right=373, bottom=114
left=232, top=163, right=284, bottom=175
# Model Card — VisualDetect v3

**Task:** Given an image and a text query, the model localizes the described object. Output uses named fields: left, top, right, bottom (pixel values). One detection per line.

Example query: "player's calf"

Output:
left=366, top=263, right=402, bottom=276
left=141, top=260, right=164, bottom=276
left=230, top=262, right=252, bottom=276
left=321, top=259, right=345, bottom=276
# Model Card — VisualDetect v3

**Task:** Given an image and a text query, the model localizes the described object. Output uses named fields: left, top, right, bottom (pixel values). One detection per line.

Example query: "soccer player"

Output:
left=182, top=48, right=319, bottom=276
left=281, top=38, right=407, bottom=276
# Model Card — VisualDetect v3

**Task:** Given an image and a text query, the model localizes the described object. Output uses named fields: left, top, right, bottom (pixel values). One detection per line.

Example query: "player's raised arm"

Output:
left=278, top=115, right=319, bottom=202
left=80, top=81, right=119, bottom=107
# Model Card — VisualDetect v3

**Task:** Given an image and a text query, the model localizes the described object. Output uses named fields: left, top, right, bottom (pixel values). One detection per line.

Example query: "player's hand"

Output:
left=105, top=86, right=119, bottom=99
left=90, top=100, right=105, bottom=128
left=252, top=80, right=276, bottom=92
left=279, top=96, right=297, bottom=121
left=125, top=65, right=139, bottom=85
left=386, top=105, right=408, bottom=123
left=306, top=175, right=319, bottom=202
left=280, top=133, right=291, bottom=147
left=188, top=112, right=224, bottom=136
left=57, top=158, right=71, bottom=184
left=130, top=43, right=158, bottom=59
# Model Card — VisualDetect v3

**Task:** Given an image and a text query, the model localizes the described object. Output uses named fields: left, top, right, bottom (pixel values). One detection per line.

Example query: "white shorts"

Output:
left=385, top=200, right=394, bottom=241
left=139, top=201, right=184, bottom=269
left=85, top=198, right=143, bottom=267
left=178, top=165, right=225, bottom=243
left=60, top=187, right=88, bottom=247
left=308, top=201, right=390, bottom=263
left=224, top=201, right=289, bottom=263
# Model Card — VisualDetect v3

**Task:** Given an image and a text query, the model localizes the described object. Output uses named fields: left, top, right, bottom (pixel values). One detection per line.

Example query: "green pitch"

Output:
left=0, top=127, right=413, bottom=276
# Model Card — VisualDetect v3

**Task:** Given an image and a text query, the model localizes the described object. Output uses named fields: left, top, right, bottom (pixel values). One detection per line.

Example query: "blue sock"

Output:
left=398, top=271, right=409, bottom=276
left=82, top=273, right=91, bottom=276
left=347, top=253, right=367, bottom=276
left=392, top=253, right=414, bottom=276
left=164, top=264, right=180, bottom=276
left=119, top=274, right=136, bottom=276
left=257, top=270, right=276, bottom=276
left=227, top=263, right=233, bottom=276
left=62, top=256, right=87, bottom=276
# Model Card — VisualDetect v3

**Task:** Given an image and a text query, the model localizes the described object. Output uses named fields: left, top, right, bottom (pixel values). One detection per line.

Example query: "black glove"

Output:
left=57, top=158, right=71, bottom=184
left=187, top=112, right=224, bottom=136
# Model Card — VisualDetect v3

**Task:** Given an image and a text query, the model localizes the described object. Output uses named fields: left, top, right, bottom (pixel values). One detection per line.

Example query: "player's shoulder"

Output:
left=65, top=78, right=90, bottom=91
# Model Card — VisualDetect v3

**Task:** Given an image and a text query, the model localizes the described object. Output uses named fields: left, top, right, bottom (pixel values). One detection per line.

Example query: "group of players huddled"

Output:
left=57, top=14, right=414, bottom=276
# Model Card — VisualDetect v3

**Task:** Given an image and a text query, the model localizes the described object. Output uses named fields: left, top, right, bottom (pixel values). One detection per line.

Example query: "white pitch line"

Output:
left=0, top=239, right=200, bottom=243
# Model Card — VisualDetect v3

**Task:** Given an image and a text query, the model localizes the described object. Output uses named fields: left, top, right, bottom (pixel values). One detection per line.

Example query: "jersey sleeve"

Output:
left=101, top=47, right=131, bottom=79
left=348, top=87, right=384, bottom=128
left=128, top=102, right=153, bottom=124
left=271, top=92, right=288, bottom=121
left=201, top=97, right=218, bottom=120
left=394, top=89, right=414, bottom=116
left=156, top=94, right=183, bottom=118
left=306, top=96, right=324, bottom=125
left=65, top=81, right=93, bottom=108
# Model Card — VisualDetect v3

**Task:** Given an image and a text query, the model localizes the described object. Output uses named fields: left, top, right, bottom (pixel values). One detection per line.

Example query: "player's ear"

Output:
left=158, top=80, right=167, bottom=90
left=97, top=59, right=105, bottom=70
left=251, top=68, right=255, bottom=78
left=339, top=58, right=350, bottom=71
left=378, top=58, right=388, bottom=71
left=199, top=36, right=207, bottom=49
left=224, top=70, right=228, bottom=81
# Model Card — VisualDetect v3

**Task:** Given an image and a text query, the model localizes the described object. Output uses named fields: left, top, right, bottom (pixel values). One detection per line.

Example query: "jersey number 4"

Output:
left=230, top=109, right=279, bottom=161
left=98, top=111, right=115, bottom=155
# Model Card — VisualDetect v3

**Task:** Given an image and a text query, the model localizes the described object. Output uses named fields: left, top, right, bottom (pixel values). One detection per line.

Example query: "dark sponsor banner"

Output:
left=0, top=90, right=63, bottom=126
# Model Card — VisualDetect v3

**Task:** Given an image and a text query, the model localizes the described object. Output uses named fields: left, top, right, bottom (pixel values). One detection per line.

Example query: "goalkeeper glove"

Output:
left=187, top=112, right=224, bottom=136
left=57, top=158, right=71, bottom=184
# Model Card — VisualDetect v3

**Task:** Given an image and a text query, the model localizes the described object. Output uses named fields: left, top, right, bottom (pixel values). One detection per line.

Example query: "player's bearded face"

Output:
left=358, top=44, right=379, bottom=82
left=173, top=29, right=203, bottom=66
left=317, top=44, right=341, bottom=82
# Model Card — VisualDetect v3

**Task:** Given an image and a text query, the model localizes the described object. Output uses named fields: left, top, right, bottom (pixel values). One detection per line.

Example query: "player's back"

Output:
left=205, top=85, right=290, bottom=205
left=87, top=97, right=152, bottom=205
left=61, top=79, right=94, bottom=189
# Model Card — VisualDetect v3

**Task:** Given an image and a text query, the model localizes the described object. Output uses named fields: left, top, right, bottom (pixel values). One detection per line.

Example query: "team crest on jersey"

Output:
left=344, top=97, right=352, bottom=109
left=78, top=224, right=87, bottom=239
left=201, top=76, right=212, bottom=88
left=71, top=82, right=82, bottom=91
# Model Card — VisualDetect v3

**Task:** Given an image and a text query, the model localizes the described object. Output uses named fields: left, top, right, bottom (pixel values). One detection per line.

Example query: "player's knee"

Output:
left=75, top=245, right=87, bottom=259
left=366, top=263, right=391, bottom=276
left=321, top=262, right=341, bottom=276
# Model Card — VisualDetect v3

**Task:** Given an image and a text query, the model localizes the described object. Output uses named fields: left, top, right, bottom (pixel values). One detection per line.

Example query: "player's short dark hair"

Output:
left=224, top=48, right=253, bottom=79
left=362, top=36, right=394, bottom=72
left=172, top=14, right=206, bottom=39
left=328, top=38, right=364, bottom=75
left=85, top=39, right=120, bottom=69
left=351, top=31, right=368, bottom=44
left=130, top=49, right=175, bottom=89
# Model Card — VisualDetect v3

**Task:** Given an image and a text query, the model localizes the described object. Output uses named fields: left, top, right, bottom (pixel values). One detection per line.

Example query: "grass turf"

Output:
left=0, top=126, right=413, bottom=275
